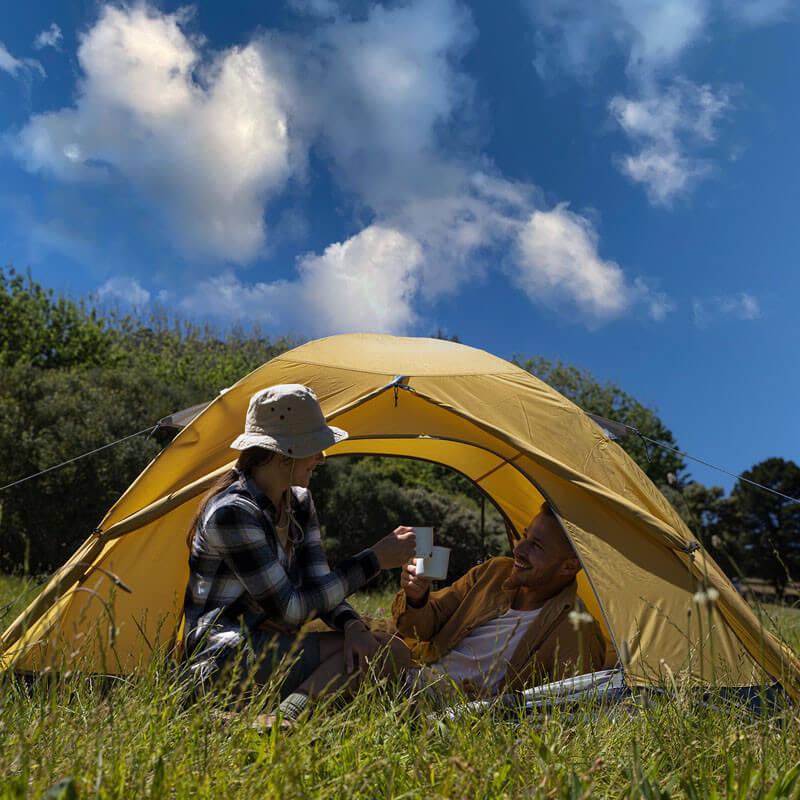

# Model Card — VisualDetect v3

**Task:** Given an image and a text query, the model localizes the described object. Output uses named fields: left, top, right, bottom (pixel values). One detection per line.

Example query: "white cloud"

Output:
left=0, top=41, right=45, bottom=78
left=287, top=0, right=340, bottom=17
left=11, top=0, right=476, bottom=268
left=34, top=24, right=63, bottom=50
left=737, top=294, right=761, bottom=319
left=610, top=80, right=730, bottom=205
left=512, top=203, right=660, bottom=322
left=636, top=279, right=675, bottom=320
left=179, top=225, right=423, bottom=335
left=177, top=271, right=282, bottom=326
left=0, top=43, right=22, bottom=75
left=386, top=173, right=535, bottom=300
left=524, top=1, right=721, bottom=204
left=525, top=0, right=708, bottom=82
left=524, top=1, right=796, bottom=205
left=13, top=5, right=295, bottom=261
left=11, top=1, right=665, bottom=331
left=97, top=276, right=151, bottom=307
left=290, top=0, right=475, bottom=215
left=180, top=188, right=669, bottom=331
left=723, top=0, right=793, bottom=25
left=293, top=226, right=423, bottom=333
left=693, top=292, right=762, bottom=325
left=528, top=0, right=791, bottom=81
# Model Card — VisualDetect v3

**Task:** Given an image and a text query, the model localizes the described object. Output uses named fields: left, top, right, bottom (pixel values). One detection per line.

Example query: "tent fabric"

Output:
left=2, top=334, right=798, bottom=697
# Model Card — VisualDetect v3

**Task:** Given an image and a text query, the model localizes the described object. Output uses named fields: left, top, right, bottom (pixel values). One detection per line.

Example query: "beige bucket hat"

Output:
left=230, top=384, right=348, bottom=458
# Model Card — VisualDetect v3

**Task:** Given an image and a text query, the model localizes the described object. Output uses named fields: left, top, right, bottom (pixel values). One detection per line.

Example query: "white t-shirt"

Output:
left=413, top=606, right=541, bottom=698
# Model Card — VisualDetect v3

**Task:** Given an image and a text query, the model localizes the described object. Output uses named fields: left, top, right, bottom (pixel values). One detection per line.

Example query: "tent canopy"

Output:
left=2, top=334, right=798, bottom=696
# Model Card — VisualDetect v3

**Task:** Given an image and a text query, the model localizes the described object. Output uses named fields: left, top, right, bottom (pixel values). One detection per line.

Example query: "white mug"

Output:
left=414, top=526, right=434, bottom=558
left=415, top=545, right=450, bottom=581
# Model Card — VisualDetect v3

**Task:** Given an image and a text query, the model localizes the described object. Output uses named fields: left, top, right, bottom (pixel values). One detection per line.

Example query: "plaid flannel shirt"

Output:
left=184, top=471, right=379, bottom=651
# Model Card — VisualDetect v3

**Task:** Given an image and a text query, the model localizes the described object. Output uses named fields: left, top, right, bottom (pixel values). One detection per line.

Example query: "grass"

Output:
left=0, top=574, right=44, bottom=631
left=1, top=573, right=800, bottom=799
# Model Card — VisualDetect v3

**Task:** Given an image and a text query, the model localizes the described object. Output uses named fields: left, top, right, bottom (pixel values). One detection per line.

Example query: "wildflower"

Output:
left=711, top=534, right=722, bottom=549
left=568, top=609, right=593, bottom=630
left=692, top=586, right=720, bottom=607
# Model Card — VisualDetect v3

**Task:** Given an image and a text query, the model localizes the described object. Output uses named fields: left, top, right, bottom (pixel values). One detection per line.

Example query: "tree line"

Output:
left=0, top=267, right=797, bottom=594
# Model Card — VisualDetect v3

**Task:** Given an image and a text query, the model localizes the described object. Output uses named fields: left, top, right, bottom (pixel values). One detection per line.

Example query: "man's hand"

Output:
left=372, top=526, right=416, bottom=569
left=343, top=619, right=381, bottom=674
left=400, top=560, right=432, bottom=606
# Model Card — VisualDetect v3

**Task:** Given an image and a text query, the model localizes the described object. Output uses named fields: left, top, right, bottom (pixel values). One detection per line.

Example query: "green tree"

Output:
left=727, top=458, right=800, bottom=597
left=0, top=363, right=186, bottom=572
left=108, top=312, right=294, bottom=399
left=0, top=271, right=293, bottom=573
left=659, top=480, right=747, bottom=578
left=311, top=456, right=507, bottom=585
left=0, top=267, right=116, bottom=369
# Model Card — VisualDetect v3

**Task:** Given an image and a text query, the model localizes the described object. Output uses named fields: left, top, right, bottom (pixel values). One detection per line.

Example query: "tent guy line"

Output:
left=2, top=410, right=797, bottom=506
left=589, top=414, right=800, bottom=505
left=0, top=425, right=159, bottom=493
left=642, top=435, right=800, bottom=504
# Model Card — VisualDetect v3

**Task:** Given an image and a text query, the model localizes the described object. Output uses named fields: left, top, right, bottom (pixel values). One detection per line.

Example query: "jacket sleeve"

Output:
left=391, top=561, right=487, bottom=642
left=205, top=496, right=379, bottom=629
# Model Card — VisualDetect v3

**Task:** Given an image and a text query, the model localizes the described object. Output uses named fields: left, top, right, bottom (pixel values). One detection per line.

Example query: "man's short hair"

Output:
left=540, top=500, right=556, bottom=519
left=537, top=500, right=577, bottom=560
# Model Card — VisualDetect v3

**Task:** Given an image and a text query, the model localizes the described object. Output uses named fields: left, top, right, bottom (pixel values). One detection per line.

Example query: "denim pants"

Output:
left=186, top=627, right=339, bottom=701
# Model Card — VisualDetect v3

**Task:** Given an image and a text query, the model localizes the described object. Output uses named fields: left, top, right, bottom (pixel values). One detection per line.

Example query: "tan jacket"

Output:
left=391, top=557, right=607, bottom=691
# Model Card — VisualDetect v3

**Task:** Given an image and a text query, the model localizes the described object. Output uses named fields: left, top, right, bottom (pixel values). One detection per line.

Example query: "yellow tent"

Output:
left=2, top=334, right=798, bottom=696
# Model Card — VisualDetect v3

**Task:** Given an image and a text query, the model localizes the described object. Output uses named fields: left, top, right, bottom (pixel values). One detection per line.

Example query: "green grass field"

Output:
left=1, top=573, right=800, bottom=799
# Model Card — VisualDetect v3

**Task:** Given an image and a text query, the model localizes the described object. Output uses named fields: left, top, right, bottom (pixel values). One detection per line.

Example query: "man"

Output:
left=392, top=503, right=607, bottom=699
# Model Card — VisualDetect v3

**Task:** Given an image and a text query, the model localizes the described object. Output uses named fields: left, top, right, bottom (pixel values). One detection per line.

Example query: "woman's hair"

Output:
left=186, top=446, right=278, bottom=548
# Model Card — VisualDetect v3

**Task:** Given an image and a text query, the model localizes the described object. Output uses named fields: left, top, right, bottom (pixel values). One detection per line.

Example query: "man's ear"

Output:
left=561, top=557, right=581, bottom=578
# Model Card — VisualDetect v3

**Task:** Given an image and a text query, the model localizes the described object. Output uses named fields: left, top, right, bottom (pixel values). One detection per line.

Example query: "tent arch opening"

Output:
left=325, top=375, right=624, bottom=670
left=327, top=446, right=622, bottom=670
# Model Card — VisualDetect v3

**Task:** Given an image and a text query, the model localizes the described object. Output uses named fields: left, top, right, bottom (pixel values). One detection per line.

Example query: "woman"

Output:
left=183, top=383, right=415, bottom=723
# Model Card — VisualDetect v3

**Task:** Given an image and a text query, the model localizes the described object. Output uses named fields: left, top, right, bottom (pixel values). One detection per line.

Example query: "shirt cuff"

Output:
left=343, top=615, right=367, bottom=632
left=332, top=607, right=361, bottom=631
left=406, top=588, right=430, bottom=609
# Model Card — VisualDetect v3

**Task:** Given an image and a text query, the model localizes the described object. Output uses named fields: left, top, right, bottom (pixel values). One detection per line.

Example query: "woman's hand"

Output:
left=400, top=560, right=432, bottom=606
left=372, top=526, right=416, bottom=569
left=343, top=620, right=381, bottom=674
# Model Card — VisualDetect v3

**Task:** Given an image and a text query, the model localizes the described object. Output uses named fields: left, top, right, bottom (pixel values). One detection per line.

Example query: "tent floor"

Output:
left=439, top=669, right=790, bottom=722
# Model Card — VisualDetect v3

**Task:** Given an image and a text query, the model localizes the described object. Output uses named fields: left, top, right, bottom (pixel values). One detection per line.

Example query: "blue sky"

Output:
left=1, top=0, right=798, bottom=490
